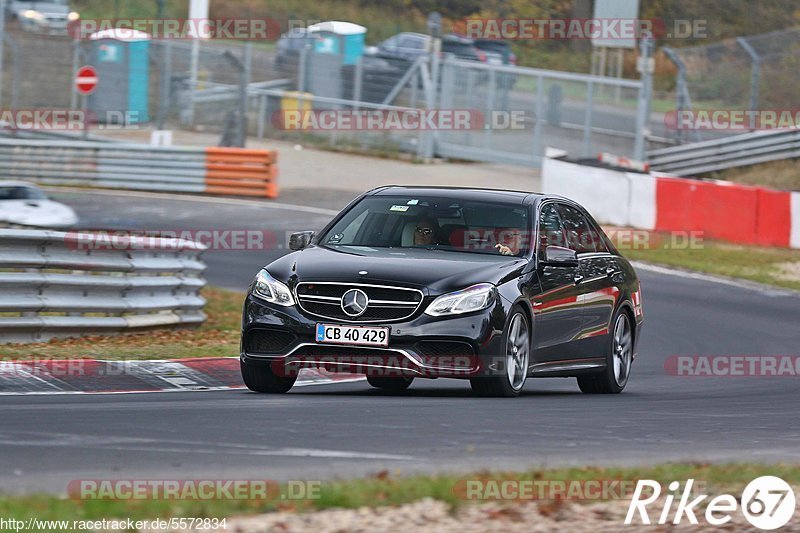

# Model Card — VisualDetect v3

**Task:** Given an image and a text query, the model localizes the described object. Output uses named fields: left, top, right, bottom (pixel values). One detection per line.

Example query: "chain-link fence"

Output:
left=0, top=21, right=654, bottom=164
left=664, top=27, right=800, bottom=143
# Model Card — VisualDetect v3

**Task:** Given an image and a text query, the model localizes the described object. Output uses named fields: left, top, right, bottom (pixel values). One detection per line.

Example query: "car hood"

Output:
left=0, top=199, right=78, bottom=228
left=266, top=245, right=527, bottom=295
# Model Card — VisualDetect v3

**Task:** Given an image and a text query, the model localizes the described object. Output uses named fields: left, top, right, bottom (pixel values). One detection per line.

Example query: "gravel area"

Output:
left=143, top=493, right=800, bottom=532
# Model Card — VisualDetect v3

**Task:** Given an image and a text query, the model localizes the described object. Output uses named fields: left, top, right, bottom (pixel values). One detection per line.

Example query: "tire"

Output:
left=240, top=358, right=297, bottom=393
left=470, top=308, right=530, bottom=397
left=577, top=309, right=633, bottom=394
left=366, top=376, right=414, bottom=391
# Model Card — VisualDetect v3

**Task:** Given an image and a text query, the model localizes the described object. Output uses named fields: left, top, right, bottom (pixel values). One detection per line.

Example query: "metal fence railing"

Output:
left=0, top=22, right=657, bottom=165
left=0, top=229, right=207, bottom=344
left=663, top=27, right=800, bottom=144
left=437, top=57, right=646, bottom=167
left=647, top=129, right=800, bottom=176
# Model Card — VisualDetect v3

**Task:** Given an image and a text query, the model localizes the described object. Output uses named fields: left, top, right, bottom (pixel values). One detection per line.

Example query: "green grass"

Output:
left=0, top=287, right=244, bottom=360
left=615, top=234, right=800, bottom=291
left=706, top=158, right=800, bottom=191
left=1, top=463, right=798, bottom=530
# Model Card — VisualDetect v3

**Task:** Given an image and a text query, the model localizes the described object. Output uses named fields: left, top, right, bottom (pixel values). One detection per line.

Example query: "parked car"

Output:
left=240, top=186, right=644, bottom=397
left=474, top=38, right=517, bottom=89
left=274, top=27, right=404, bottom=103
left=368, top=32, right=503, bottom=65
left=474, top=39, right=517, bottom=66
left=0, top=181, right=78, bottom=228
left=7, top=0, right=79, bottom=34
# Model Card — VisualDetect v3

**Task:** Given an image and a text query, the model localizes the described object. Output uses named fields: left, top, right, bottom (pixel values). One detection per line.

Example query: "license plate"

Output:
left=315, top=323, right=389, bottom=347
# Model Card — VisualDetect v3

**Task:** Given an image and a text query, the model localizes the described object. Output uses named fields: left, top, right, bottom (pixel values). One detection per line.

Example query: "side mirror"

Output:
left=540, top=245, right=578, bottom=267
left=289, top=231, right=315, bottom=251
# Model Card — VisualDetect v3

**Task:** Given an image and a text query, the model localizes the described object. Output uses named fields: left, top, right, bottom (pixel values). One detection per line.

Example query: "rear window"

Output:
left=474, top=40, right=510, bottom=53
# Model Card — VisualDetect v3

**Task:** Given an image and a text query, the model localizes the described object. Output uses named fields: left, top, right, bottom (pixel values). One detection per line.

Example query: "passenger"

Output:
left=496, top=229, right=523, bottom=256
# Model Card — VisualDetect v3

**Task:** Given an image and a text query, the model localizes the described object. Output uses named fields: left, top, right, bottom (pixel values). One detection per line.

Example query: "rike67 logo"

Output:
left=626, top=476, right=796, bottom=530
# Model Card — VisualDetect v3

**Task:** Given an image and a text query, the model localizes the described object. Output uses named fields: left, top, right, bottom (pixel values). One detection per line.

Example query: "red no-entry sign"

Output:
left=75, top=66, right=99, bottom=95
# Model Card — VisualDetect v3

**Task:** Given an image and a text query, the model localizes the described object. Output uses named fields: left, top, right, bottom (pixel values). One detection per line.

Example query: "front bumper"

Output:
left=240, top=294, right=509, bottom=378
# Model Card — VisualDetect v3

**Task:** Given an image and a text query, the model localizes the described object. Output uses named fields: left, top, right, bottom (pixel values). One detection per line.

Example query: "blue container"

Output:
left=88, top=29, right=150, bottom=125
left=308, top=21, right=366, bottom=66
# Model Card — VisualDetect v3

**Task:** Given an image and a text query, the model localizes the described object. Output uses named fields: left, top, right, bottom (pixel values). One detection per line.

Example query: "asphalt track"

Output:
left=1, top=190, right=799, bottom=494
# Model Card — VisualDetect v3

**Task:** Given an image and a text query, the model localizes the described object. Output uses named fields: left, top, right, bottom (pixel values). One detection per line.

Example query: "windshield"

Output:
left=319, top=195, right=530, bottom=256
left=0, top=186, right=48, bottom=201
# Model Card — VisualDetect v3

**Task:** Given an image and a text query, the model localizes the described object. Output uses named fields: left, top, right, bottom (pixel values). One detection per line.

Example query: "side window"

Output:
left=382, top=36, right=399, bottom=50
left=537, top=203, right=566, bottom=254
left=586, top=217, right=610, bottom=253
left=398, top=35, right=419, bottom=49
left=558, top=204, right=597, bottom=254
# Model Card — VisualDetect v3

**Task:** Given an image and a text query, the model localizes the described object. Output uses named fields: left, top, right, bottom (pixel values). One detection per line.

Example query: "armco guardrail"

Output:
left=647, top=130, right=800, bottom=176
left=0, top=138, right=278, bottom=198
left=0, top=229, right=207, bottom=344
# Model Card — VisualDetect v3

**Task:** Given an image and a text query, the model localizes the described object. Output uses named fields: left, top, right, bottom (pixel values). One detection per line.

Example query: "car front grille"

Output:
left=295, top=282, right=423, bottom=323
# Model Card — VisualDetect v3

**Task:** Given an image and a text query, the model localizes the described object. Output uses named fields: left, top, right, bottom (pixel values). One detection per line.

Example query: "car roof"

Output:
left=368, top=185, right=545, bottom=205
left=442, top=33, right=476, bottom=45
left=0, top=180, right=40, bottom=188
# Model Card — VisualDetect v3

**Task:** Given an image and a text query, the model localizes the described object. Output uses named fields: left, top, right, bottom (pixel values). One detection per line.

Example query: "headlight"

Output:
left=23, top=10, right=44, bottom=20
left=251, top=269, right=295, bottom=306
left=424, top=283, right=496, bottom=317
left=68, top=11, right=80, bottom=21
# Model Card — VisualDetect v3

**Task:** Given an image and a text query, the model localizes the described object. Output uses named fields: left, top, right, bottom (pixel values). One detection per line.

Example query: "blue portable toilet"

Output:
left=87, top=28, right=150, bottom=125
left=307, top=21, right=366, bottom=65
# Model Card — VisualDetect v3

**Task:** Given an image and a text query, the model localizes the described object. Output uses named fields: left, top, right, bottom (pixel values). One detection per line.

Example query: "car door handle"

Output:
left=573, top=275, right=584, bottom=285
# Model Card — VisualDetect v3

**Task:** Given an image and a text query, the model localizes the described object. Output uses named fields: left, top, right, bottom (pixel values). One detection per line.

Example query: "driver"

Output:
left=414, top=217, right=446, bottom=246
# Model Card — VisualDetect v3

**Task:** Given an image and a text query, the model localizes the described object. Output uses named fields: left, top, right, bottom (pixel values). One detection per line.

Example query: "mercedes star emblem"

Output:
left=341, top=288, right=369, bottom=317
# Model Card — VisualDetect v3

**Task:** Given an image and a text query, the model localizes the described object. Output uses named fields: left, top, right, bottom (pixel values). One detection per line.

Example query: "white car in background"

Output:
left=0, top=181, right=78, bottom=228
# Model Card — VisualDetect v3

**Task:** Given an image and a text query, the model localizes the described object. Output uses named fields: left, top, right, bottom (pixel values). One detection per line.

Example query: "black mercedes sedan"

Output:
left=240, top=186, right=644, bottom=397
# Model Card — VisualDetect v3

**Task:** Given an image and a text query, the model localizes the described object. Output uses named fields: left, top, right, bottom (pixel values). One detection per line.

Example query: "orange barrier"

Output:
left=204, top=147, right=278, bottom=198
left=755, top=188, right=792, bottom=247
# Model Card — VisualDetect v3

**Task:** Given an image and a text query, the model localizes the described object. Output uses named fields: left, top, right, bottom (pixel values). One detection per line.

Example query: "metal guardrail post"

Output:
left=736, top=37, right=761, bottom=115
left=532, top=74, right=544, bottom=164
left=157, top=40, right=173, bottom=130
left=0, top=0, right=5, bottom=107
left=3, top=33, right=19, bottom=111
left=583, top=80, right=594, bottom=157
left=634, top=36, right=654, bottom=161
left=257, top=94, right=267, bottom=140
left=353, top=56, right=363, bottom=110
left=662, top=46, right=693, bottom=144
